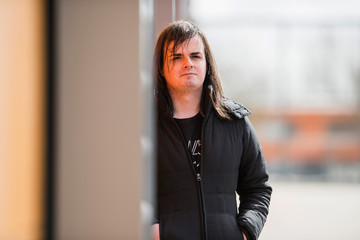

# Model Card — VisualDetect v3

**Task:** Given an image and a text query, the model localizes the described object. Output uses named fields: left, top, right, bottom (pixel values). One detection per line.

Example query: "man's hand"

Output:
left=151, top=224, right=160, bottom=240
left=242, top=232, right=247, bottom=240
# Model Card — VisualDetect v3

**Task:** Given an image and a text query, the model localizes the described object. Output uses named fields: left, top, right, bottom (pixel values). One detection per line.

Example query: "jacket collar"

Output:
left=156, top=85, right=251, bottom=120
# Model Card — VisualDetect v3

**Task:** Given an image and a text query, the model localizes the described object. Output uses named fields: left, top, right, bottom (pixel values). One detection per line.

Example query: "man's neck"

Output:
left=170, top=90, right=202, bottom=119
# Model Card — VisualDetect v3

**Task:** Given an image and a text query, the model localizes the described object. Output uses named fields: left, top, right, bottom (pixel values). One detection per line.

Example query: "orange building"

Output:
left=253, top=108, right=360, bottom=164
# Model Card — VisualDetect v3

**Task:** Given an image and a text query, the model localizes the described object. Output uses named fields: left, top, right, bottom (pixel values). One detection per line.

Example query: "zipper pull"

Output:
left=196, top=173, right=201, bottom=181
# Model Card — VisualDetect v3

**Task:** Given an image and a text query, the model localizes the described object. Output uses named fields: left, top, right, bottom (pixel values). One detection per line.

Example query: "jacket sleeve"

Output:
left=236, top=117, right=272, bottom=240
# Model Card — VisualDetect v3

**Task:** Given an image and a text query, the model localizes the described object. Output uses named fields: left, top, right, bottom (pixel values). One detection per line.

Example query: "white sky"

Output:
left=190, top=0, right=360, bottom=24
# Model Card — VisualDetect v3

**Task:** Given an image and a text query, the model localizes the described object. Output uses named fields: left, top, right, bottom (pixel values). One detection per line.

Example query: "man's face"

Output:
left=163, top=35, right=206, bottom=95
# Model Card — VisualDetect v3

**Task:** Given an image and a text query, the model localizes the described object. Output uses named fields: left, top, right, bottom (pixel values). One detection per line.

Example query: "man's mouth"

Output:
left=181, top=72, right=196, bottom=77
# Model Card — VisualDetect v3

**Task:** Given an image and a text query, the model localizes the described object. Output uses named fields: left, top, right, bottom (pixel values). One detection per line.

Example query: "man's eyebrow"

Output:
left=169, top=53, right=182, bottom=57
left=190, top=52, right=203, bottom=56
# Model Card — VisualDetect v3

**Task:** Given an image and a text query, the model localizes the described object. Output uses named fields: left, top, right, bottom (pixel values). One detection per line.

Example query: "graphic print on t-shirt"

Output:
left=188, top=139, right=201, bottom=172
left=174, top=112, right=203, bottom=173
left=188, top=139, right=201, bottom=156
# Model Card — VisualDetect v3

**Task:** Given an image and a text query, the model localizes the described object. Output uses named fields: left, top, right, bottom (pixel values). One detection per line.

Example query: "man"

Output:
left=153, top=20, right=272, bottom=240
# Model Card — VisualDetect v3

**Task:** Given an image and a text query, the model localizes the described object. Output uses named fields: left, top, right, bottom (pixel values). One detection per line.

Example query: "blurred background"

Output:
left=1, top=0, right=359, bottom=239
left=189, top=0, right=360, bottom=239
left=190, top=0, right=360, bottom=182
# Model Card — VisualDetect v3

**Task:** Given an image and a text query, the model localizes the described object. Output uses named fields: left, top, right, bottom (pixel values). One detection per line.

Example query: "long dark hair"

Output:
left=154, top=20, right=231, bottom=120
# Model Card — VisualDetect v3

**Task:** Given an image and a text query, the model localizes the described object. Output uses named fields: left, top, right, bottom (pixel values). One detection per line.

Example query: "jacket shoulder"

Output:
left=223, top=98, right=251, bottom=119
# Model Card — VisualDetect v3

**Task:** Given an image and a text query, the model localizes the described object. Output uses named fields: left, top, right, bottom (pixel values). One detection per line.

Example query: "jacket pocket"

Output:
left=207, top=212, right=244, bottom=240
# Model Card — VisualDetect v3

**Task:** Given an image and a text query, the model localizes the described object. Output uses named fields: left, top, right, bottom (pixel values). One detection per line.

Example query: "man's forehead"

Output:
left=165, top=36, right=204, bottom=54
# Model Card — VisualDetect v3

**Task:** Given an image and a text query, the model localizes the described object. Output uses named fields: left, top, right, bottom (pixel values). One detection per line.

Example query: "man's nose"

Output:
left=183, top=56, right=193, bottom=69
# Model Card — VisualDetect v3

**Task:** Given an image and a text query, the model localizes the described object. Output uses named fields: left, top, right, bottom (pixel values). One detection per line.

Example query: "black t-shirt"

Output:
left=174, top=112, right=203, bottom=173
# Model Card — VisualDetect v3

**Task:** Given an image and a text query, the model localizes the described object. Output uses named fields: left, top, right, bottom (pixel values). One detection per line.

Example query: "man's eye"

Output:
left=172, top=56, right=181, bottom=60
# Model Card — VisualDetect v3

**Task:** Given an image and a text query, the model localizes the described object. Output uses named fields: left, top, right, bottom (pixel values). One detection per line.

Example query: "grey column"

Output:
left=56, top=0, right=153, bottom=239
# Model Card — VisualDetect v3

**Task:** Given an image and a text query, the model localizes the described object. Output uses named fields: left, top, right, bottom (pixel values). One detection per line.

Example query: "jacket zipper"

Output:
left=196, top=172, right=207, bottom=240
left=172, top=117, right=207, bottom=240
left=198, top=112, right=210, bottom=240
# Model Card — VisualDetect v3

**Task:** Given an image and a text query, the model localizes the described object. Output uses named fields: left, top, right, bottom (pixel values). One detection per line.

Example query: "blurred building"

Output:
left=190, top=0, right=360, bottom=181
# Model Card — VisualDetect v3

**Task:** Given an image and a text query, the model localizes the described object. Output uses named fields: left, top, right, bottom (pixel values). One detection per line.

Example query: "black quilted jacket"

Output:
left=156, top=88, right=272, bottom=240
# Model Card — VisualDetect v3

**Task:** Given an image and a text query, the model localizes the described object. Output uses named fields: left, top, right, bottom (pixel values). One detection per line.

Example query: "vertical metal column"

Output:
left=139, top=0, right=155, bottom=239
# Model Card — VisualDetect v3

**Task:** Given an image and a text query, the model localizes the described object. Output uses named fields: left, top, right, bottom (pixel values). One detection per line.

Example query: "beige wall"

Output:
left=0, top=0, right=45, bottom=239
left=56, top=0, right=146, bottom=239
